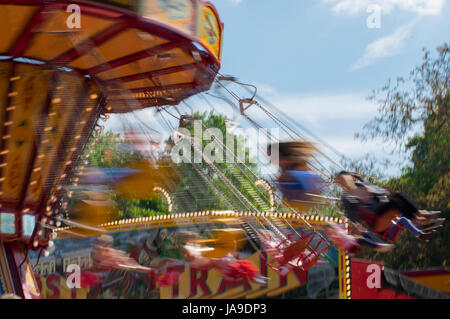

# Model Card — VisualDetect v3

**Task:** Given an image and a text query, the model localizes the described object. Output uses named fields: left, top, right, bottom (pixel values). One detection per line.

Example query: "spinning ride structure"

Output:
left=0, top=0, right=223, bottom=298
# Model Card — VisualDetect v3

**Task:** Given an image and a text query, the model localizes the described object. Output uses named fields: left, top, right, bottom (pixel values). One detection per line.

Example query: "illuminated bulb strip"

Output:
left=6, top=106, right=16, bottom=111
left=344, top=253, right=351, bottom=298
left=254, top=179, right=275, bottom=212
left=153, top=187, right=173, bottom=212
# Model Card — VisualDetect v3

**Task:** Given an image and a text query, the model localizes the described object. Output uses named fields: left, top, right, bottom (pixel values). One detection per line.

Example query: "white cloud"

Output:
left=349, top=20, right=417, bottom=70
left=230, top=0, right=243, bottom=6
left=239, top=89, right=400, bottom=172
left=322, top=0, right=445, bottom=70
left=247, top=91, right=379, bottom=129
left=323, top=0, right=445, bottom=16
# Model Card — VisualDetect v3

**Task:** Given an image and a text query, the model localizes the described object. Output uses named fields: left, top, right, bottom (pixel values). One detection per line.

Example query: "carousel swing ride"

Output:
left=0, top=0, right=444, bottom=300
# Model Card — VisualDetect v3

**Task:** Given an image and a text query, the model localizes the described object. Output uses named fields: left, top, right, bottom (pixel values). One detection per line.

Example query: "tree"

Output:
left=166, top=110, right=272, bottom=213
left=357, top=43, right=449, bottom=269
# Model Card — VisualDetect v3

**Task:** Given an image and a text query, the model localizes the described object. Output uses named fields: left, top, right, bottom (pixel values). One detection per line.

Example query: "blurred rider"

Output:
left=270, top=141, right=325, bottom=212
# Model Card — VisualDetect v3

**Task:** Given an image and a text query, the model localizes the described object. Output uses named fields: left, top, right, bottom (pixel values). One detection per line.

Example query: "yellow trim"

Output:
left=54, top=212, right=342, bottom=238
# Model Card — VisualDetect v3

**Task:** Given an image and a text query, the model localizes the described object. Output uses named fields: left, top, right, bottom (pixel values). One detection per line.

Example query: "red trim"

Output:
left=106, top=63, right=198, bottom=83
left=8, top=5, right=44, bottom=56
left=375, top=223, right=403, bottom=243
left=86, top=40, right=189, bottom=75
left=70, top=1, right=126, bottom=19
left=53, top=22, right=132, bottom=64
left=0, top=201, right=20, bottom=210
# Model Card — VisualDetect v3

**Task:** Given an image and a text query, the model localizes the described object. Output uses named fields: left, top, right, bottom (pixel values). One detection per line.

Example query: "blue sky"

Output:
left=201, top=0, right=450, bottom=174
left=109, top=0, right=449, bottom=176
left=215, top=0, right=449, bottom=92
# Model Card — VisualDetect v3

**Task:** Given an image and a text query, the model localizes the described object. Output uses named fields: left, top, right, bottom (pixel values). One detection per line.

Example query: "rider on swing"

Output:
left=270, top=141, right=325, bottom=212
left=335, top=171, right=443, bottom=242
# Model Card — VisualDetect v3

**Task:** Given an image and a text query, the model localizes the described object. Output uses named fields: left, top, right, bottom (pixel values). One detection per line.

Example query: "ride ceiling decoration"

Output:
left=0, top=0, right=223, bottom=248
left=0, top=0, right=223, bottom=112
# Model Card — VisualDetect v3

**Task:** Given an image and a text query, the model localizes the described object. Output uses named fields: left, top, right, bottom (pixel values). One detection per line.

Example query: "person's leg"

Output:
left=356, top=234, right=394, bottom=252
left=395, top=217, right=424, bottom=236
left=355, top=237, right=380, bottom=249
left=360, top=231, right=383, bottom=242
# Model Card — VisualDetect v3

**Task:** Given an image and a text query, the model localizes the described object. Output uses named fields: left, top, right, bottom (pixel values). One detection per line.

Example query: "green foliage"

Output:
left=168, top=110, right=270, bottom=212
left=87, top=131, right=143, bottom=168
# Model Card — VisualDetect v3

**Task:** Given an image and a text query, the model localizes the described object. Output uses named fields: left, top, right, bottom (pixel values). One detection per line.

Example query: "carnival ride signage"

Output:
left=32, top=213, right=348, bottom=299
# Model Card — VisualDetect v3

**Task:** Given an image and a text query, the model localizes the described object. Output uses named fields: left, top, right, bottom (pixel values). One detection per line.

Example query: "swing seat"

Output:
left=262, top=231, right=328, bottom=271
left=376, top=222, right=403, bottom=242
left=220, top=259, right=259, bottom=283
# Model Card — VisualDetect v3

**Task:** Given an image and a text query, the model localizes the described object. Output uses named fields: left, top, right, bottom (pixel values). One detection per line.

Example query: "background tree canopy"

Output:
left=356, top=43, right=449, bottom=269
